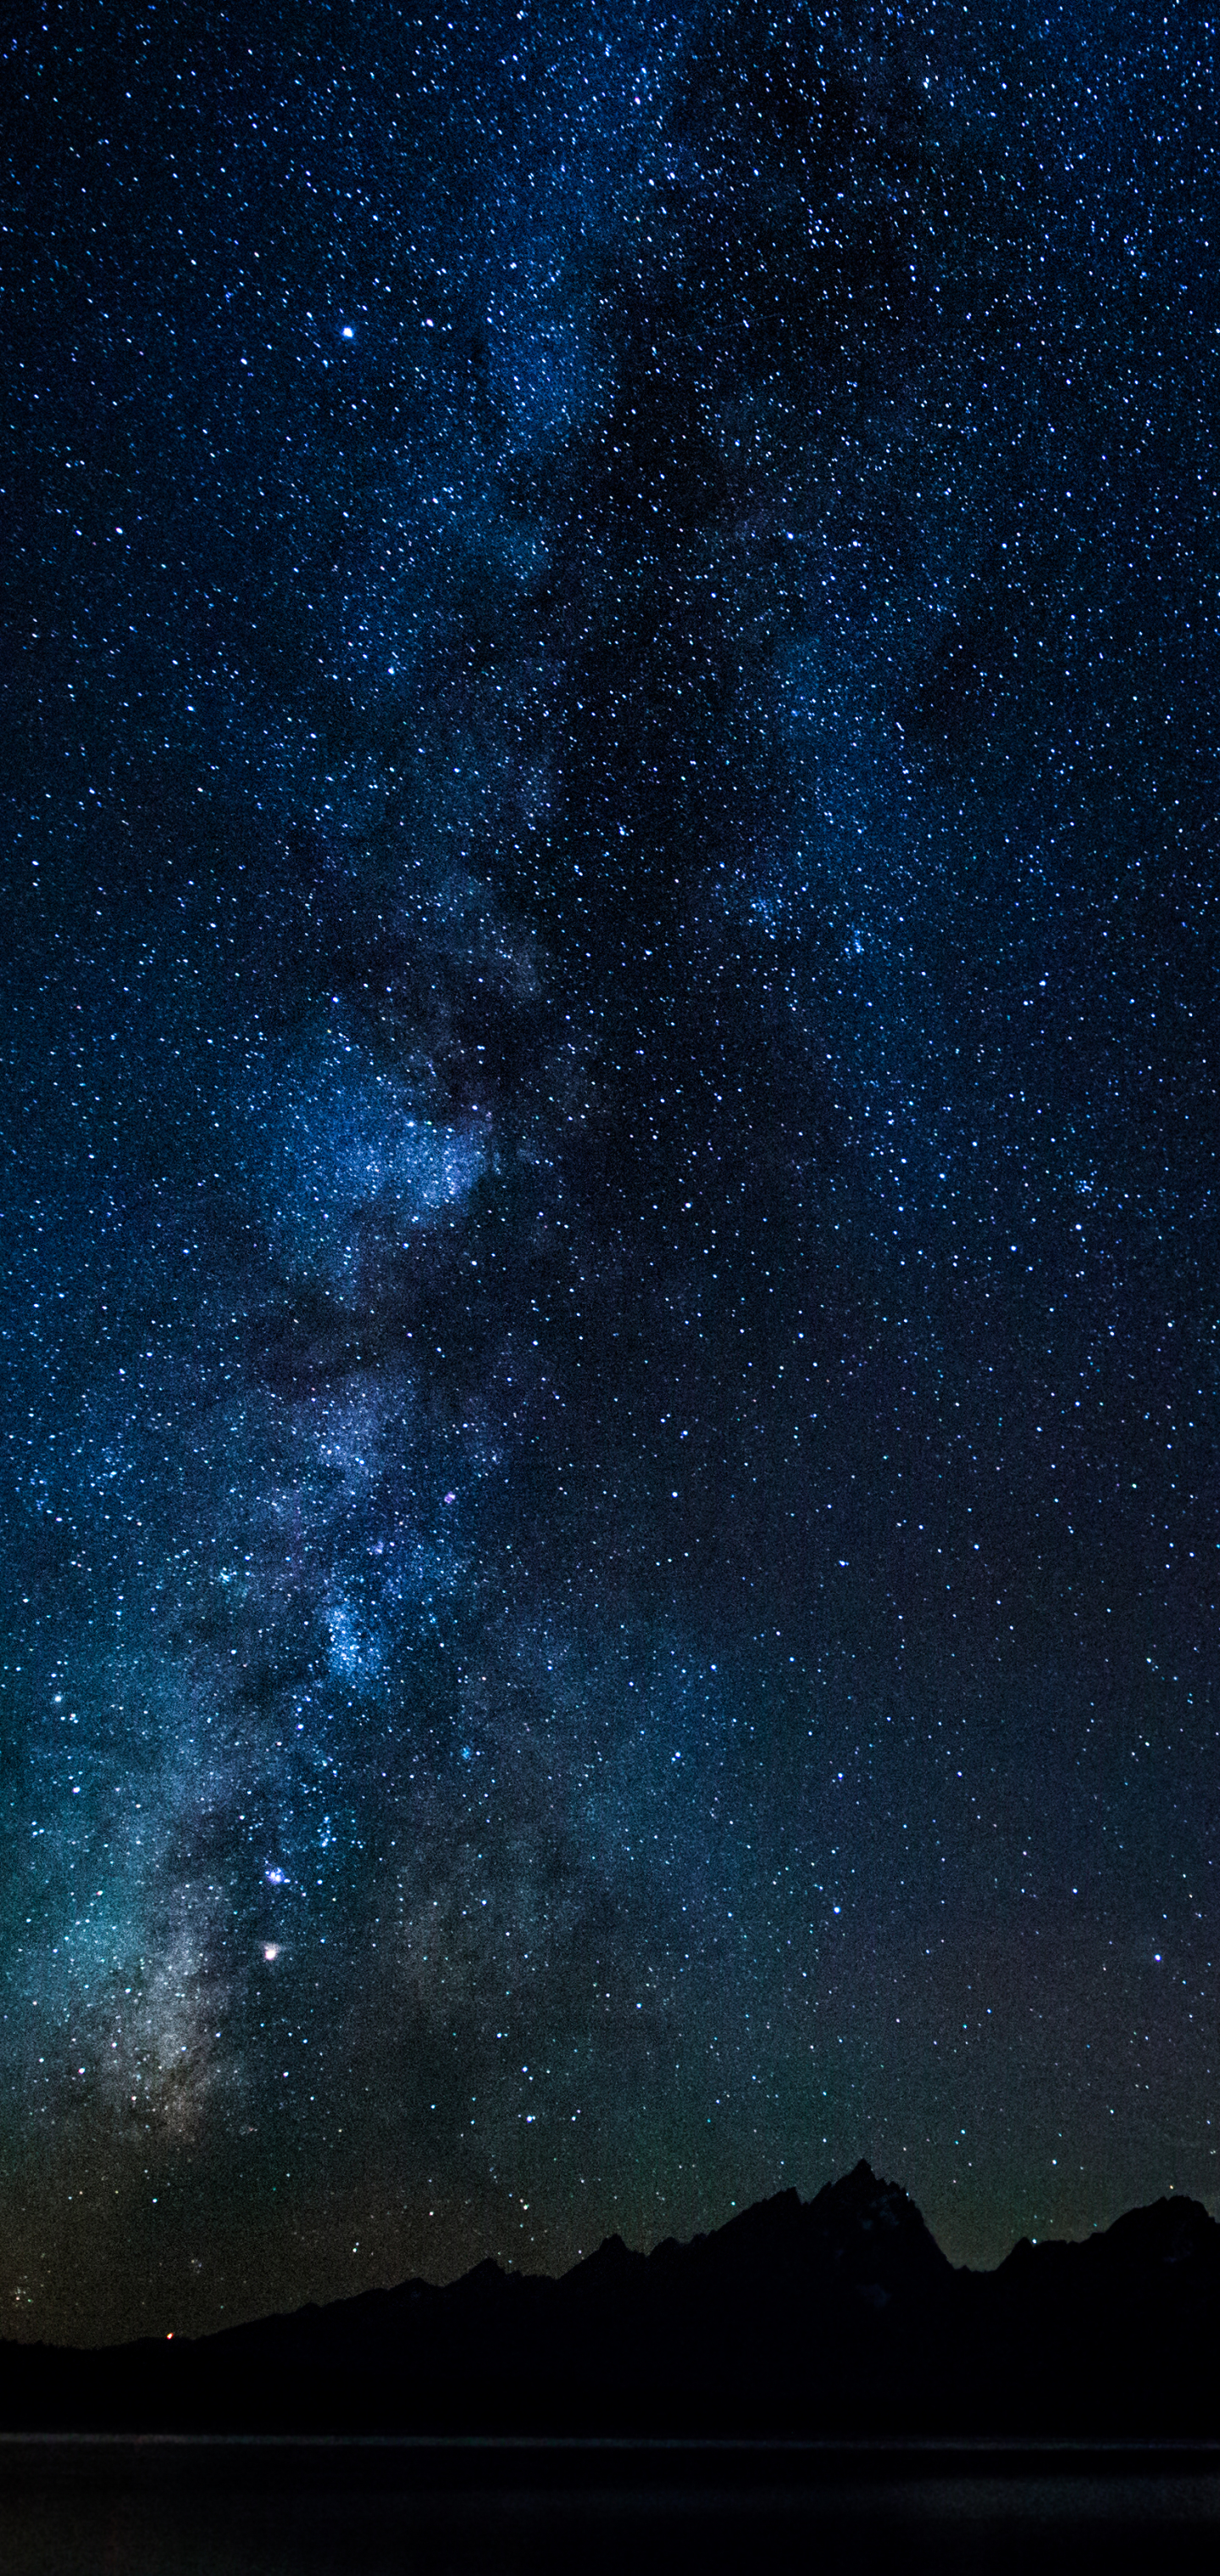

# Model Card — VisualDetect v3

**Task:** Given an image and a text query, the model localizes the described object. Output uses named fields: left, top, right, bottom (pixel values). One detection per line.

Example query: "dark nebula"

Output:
left=3, top=0, right=1217, bottom=2342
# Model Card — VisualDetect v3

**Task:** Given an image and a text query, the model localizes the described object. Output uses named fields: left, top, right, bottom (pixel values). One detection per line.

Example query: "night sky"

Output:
left=3, top=0, right=1217, bottom=2347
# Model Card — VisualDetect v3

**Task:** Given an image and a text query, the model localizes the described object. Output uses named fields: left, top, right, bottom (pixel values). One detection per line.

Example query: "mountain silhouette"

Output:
left=3, top=2164, right=1217, bottom=2434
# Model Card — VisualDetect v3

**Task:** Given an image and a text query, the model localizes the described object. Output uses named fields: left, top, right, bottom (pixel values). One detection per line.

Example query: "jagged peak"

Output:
left=808, top=2159, right=934, bottom=2236
left=993, top=2193, right=1219, bottom=2284
left=451, top=2256, right=511, bottom=2294
left=564, top=2231, right=646, bottom=2282
left=1096, top=2193, right=1218, bottom=2262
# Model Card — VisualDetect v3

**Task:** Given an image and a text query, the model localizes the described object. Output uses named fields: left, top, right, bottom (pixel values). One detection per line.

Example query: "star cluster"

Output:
left=3, top=0, right=1217, bottom=2340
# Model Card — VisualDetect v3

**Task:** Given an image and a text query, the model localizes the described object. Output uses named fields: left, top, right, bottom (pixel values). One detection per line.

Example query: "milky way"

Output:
left=3, top=0, right=1217, bottom=2341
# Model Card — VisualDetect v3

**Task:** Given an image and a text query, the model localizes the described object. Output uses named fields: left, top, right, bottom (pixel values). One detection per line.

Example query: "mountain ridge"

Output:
left=3, top=2162, right=1217, bottom=2435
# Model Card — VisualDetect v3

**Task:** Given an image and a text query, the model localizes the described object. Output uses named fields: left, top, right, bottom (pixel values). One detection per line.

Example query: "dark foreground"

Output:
left=3, top=2165, right=1216, bottom=2567
left=2, top=2436, right=1220, bottom=2575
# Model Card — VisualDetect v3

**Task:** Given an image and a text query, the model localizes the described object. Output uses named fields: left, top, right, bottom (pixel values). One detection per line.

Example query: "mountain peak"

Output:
left=566, top=2232, right=646, bottom=2285
left=1095, top=2192, right=1219, bottom=2271
left=812, top=2157, right=932, bottom=2232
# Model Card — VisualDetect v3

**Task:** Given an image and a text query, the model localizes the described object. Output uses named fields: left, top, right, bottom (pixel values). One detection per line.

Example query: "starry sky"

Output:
left=3, top=0, right=1217, bottom=2346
